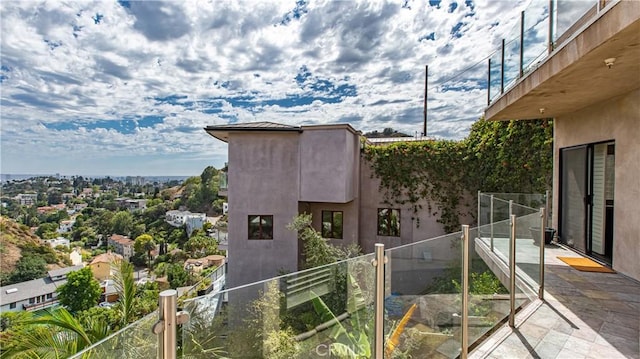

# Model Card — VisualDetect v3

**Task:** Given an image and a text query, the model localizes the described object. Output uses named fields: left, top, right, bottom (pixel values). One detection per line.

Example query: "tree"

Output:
left=184, top=234, right=219, bottom=258
left=167, top=264, right=189, bottom=288
left=287, top=214, right=361, bottom=269
left=57, top=267, right=101, bottom=313
left=8, top=255, right=47, bottom=284
left=0, top=307, right=110, bottom=358
left=35, top=222, right=58, bottom=238
left=112, top=259, right=136, bottom=326
left=111, top=211, right=134, bottom=236
left=134, top=234, right=156, bottom=269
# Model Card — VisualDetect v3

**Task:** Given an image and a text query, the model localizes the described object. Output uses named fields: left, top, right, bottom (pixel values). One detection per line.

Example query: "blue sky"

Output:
left=0, top=0, right=531, bottom=176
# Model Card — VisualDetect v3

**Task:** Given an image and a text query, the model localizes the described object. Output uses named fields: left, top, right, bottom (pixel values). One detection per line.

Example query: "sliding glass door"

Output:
left=560, top=142, right=615, bottom=263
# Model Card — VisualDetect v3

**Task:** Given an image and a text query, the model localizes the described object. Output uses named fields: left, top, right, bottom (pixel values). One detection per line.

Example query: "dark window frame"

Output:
left=9, top=302, right=16, bottom=309
left=248, top=215, right=274, bottom=240
left=321, top=210, right=344, bottom=239
left=377, top=208, right=400, bottom=237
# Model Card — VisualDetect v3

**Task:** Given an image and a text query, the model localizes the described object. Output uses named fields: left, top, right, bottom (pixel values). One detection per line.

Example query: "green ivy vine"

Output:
left=364, top=119, right=553, bottom=233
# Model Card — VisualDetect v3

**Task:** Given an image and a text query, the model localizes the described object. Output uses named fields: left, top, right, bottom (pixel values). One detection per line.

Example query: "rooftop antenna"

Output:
left=423, top=65, right=428, bottom=138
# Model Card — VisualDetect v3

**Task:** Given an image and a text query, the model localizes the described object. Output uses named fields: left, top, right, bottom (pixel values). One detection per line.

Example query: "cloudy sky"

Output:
left=1, top=0, right=535, bottom=176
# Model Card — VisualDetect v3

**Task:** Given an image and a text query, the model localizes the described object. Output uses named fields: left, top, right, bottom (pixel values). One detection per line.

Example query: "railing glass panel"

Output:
left=70, top=312, right=158, bottom=359
left=488, top=51, right=502, bottom=103
left=522, top=1, right=550, bottom=74
left=182, top=254, right=376, bottom=358
left=503, top=31, right=522, bottom=90
left=487, top=192, right=547, bottom=210
left=218, top=171, right=228, bottom=190
left=554, top=0, right=598, bottom=46
left=513, top=206, right=543, bottom=294
left=383, top=232, right=462, bottom=358
left=466, top=227, right=519, bottom=349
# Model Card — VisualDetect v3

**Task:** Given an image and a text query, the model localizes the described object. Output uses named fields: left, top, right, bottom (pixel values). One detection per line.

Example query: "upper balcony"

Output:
left=484, top=0, right=640, bottom=121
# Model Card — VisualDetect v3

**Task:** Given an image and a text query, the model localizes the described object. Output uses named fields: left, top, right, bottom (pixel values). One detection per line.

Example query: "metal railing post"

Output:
left=461, top=225, right=470, bottom=359
left=539, top=208, right=546, bottom=300
left=373, top=243, right=386, bottom=359
left=155, top=290, right=177, bottom=359
left=519, top=10, right=525, bottom=78
left=152, top=290, right=189, bottom=359
left=490, top=195, right=495, bottom=252
left=545, top=189, right=550, bottom=227
left=509, top=214, right=517, bottom=327
left=477, top=191, right=481, bottom=229
left=487, top=58, right=492, bottom=105
left=500, top=39, right=505, bottom=94
left=548, top=0, right=555, bottom=54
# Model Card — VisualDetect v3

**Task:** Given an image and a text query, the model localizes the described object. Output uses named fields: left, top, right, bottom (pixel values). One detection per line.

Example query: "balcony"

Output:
left=485, top=0, right=639, bottom=121
left=70, top=192, right=638, bottom=358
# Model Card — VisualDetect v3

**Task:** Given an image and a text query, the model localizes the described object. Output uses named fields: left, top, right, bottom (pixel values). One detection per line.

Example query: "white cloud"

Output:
left=0, top=0, right=531, bottom=175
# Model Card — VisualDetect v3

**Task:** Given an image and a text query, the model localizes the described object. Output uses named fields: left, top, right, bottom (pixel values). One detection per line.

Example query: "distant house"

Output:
left=61, top=193, right=75, bottom=201
left=108, top=234, right=134, bottom=261
left=89, top=251, right=123, bottom=281
left=0, top=265, right=83, bottom=312
left=78, top=188, right=94, bottom=199
left=166, top=210, right=206, bottom=237
left=73, top=203, right=88, bottom=212
left=15, top=193, right=38, bottom=206
left=37, top=203, right=66, bottom=214
left=57, top=219, right=75, bottom=233
left=45, top=237, right=70, bottom=248
left=69, top=247, right=83, bottom=266
left=125, top=199, right=147, bottom=212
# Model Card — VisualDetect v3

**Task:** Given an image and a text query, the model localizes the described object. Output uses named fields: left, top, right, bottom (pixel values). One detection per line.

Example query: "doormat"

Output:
left=557, top=257, right=616, bottom=273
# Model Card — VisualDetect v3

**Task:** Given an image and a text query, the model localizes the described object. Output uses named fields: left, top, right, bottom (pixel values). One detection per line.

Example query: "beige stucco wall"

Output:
left=227, top=132, right=301, bottom=287
left=300, top=200, right=360, bottom=250
left=358, top=159, right=453, bottom=254
left=90, top=262, right=110, bottom=281
left=299, top=128, right=360, bottom=203
left=553, top=88, right=640, bottom=281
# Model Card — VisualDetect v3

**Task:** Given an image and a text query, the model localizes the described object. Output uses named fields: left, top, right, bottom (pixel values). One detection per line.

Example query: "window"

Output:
left=322, top=211, right=343, bottom=239
left=29, top=298, right=35, bottom=304
left=248, top=215, right=273, bottom=240
left=47, top=293, right=53, bottom=300
left=9, top=303, right=16, bottom=309
left=377, top=208, right=400, bottom=237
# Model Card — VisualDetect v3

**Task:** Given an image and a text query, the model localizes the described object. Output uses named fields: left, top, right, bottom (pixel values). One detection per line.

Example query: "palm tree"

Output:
left=1, top=308, right=109, bottom=358
left=112, top=259, right=137, bottom=326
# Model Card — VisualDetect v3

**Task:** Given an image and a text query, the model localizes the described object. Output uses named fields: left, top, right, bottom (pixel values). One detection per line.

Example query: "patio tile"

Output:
left=532, top=342, right=563, bottom=359
left=586, top=343, right=630, bottom=359
left=556, top=347, right=586, bottom=359
left=606, top=312, right=640, bottom=331
left=562, top=336, right=593, bottom=356
left=599, top=322, right=639, bottom=341
left=570, top=326, right=599, bottom=342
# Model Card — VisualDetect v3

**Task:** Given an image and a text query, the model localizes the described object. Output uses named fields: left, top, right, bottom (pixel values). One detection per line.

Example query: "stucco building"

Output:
left=205, top=122, right=459, bottom=288
left=485, top=1, right=639, bottom=281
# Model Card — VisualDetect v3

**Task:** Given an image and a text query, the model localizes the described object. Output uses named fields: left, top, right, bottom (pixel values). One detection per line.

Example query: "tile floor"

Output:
left=471, top=244, right=640, bottom=359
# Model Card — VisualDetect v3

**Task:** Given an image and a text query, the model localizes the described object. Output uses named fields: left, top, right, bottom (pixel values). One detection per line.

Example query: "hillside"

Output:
left=0, top=216, right=45, bottom=275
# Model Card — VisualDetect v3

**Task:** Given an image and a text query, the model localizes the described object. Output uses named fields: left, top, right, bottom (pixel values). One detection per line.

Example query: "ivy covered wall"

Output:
left=363, top=119, right=553, bottom=232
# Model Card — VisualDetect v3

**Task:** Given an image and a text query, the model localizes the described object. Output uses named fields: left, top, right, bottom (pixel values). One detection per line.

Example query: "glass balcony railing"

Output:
left=383, top=232, right=463, bottom=358
left=75, top=192, right=548, bottom=358
left=182, top=254, right=376, bottom=358
left=218, top=171, right=228, bottom=191
left=487, top=0, right=611, bottom=105
left=70, top=312, right=158, bottom=359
